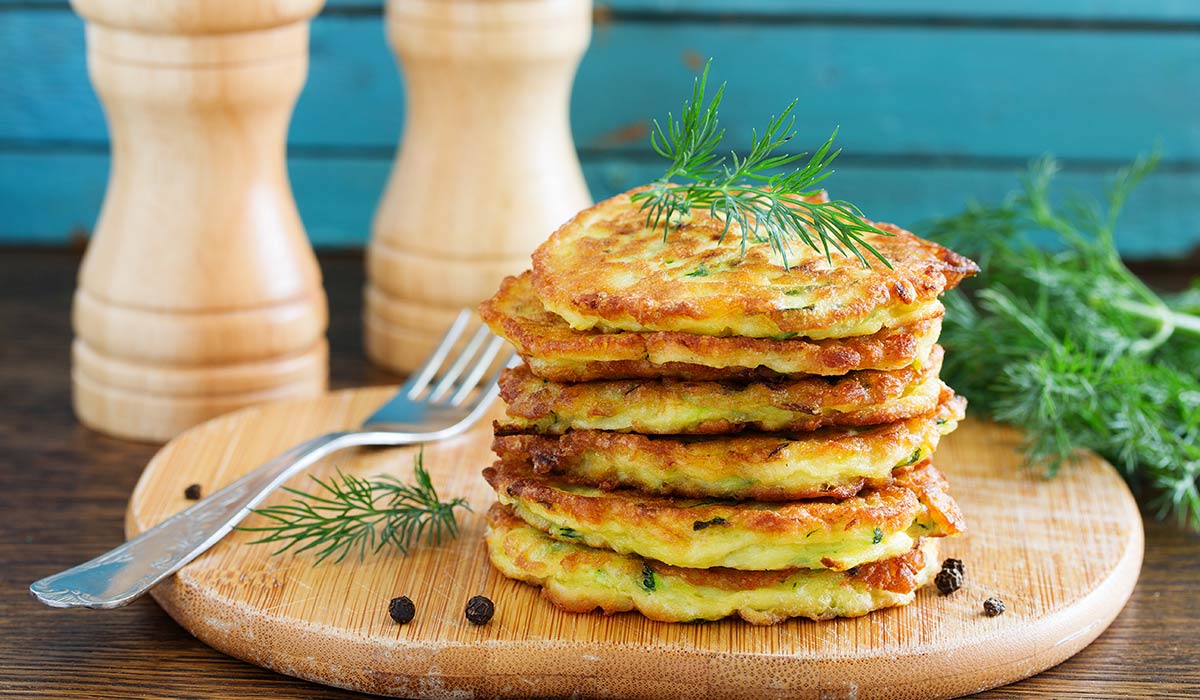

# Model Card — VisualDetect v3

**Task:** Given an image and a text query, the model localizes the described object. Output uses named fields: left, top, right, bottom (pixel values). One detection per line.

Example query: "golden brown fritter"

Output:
left=482, top=460, right=963, bottom=571
left=481, top=271, right=945, bottom=382
left=493, top=390, right=965, bottom=501
left=486, top=503, right=940, bottom=624
left=530, top=188, right=977, bottom=339
left=495, top=345, right=946, bottom=435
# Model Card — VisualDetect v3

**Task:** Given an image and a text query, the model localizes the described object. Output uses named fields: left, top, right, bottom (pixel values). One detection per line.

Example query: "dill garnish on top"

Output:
left=631, top=61, right=890, bottom=270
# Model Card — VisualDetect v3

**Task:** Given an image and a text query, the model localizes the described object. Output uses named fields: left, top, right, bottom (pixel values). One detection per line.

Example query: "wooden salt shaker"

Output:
left=365, top=0, right=593, bottom=373
left=70, top=0, right=329, bottom=442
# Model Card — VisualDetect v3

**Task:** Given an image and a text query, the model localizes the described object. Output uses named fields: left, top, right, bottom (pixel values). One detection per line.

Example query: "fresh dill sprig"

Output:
left=630, top=61, right=890, bottom=270
left=239, top=449, right=470, bottom=564
left=927, top=153, right=1200, bottom=529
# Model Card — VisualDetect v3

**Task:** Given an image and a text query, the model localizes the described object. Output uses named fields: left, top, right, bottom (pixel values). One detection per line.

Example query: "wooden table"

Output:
left=2, top=250, right=1197, bottom=699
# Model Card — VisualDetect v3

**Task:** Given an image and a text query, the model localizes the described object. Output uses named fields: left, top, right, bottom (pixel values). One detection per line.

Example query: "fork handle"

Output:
left=30, top=431, right=372, bottom=609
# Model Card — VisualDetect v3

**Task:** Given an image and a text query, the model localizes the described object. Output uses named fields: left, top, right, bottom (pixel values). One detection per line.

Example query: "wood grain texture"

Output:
left=5, top=151, right=1199, bottom=258
left=595, top=0, right=1200, bottom=21
left=6, top=10, right=1198, bottom=159
left=3, top=5, right=1199, bottom=254
left=120, top=386, right=1142, bottom=699
left=3, top=250, right=1198, bottom=699
left=8, top=0, right=1200, bottom=21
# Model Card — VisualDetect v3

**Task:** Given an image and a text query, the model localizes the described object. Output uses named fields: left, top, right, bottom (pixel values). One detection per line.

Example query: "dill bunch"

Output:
left=926, top=154, right=1200, bottom=528
left=240, top=449, right=470, bottom=564
left=632, top=61, right=889, bottom=269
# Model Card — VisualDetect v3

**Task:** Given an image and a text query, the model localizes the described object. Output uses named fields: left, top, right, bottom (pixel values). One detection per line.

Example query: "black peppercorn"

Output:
left=941, top=558, right=965, bottom=576
left=935, top=567, right=964, bottom=595
left=184, top=483, right=202, bottom=500
left=983, top=597, right=1006, bottom=617
left=388, top=596, right=415, bottom=624
left=465, top=595, right=494, bottom=625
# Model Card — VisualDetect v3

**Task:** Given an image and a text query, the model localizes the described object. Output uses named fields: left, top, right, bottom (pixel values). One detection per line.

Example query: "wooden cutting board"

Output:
left=126, top=387, right=1143, bottom=700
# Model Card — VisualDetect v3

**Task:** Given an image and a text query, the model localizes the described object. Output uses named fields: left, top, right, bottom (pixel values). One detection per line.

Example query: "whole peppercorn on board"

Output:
left=125, top=387, right=1143, bottom=700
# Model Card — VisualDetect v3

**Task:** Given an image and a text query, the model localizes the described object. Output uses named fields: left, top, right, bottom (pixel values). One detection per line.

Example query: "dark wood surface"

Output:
left=1, top=250, right=1197, bottom=699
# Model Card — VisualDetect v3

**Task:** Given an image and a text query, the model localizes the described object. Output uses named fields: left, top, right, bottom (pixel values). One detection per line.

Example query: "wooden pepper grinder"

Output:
left=70, top=0, right=329, bottom=442
left=366, top=0, right=593, bottom=373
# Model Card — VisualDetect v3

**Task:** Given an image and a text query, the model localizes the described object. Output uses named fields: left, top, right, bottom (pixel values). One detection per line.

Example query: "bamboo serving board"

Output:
left=126, top=387, right=1143, bottom=700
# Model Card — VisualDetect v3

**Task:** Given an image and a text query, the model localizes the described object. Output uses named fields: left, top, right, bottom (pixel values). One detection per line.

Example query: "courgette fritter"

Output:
left=495, top=345, right=945, bottom=435
left=481, top=271, right=944, bottom=382
left=486, top=503, right=939, bottom=624
left=493, top=391, right=965, bottom=501
left=482, top=460, right=963, bottom=571
left=531, top=188, right=977, bottom=339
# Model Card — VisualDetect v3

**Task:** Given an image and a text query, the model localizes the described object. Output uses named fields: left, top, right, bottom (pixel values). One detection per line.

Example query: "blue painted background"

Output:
left=1, top=0, right=1198, bottom=257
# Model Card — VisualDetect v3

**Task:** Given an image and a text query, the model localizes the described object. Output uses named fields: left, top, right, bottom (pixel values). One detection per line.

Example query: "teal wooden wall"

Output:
left=2, top=1, right=1199, bottom=257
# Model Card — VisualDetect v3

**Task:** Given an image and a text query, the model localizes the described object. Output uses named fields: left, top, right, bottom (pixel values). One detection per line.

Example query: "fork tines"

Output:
left=404, top=310, right=516, bottom=407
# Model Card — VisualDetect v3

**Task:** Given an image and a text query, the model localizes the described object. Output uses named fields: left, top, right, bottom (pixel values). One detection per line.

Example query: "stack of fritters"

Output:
left=479, top=190, right=978, bottom=625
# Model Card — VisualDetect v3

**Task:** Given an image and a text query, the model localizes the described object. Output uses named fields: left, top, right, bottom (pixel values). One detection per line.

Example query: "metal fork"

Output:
left=30, top=310, right=514, bottom=609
